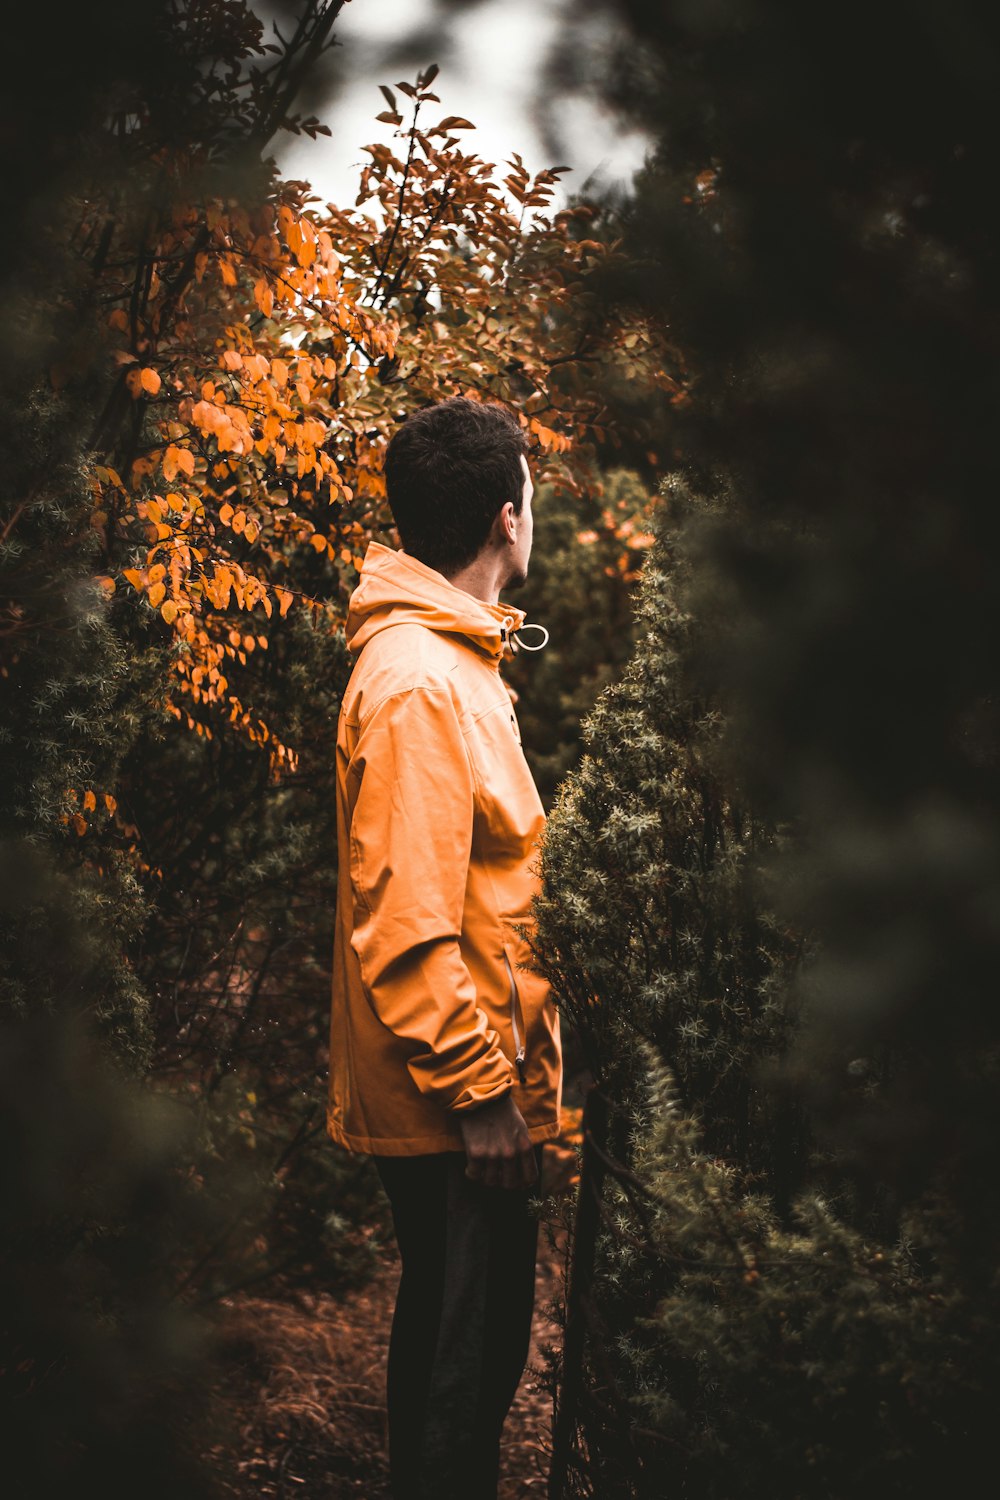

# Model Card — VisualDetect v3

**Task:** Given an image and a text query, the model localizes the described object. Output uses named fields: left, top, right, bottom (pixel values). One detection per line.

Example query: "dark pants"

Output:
left=373, top=1146, right=544, bottom=1500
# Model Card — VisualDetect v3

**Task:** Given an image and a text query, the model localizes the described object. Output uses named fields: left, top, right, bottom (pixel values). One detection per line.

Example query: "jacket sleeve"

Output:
left=347, top=681, right=514, bottom=1113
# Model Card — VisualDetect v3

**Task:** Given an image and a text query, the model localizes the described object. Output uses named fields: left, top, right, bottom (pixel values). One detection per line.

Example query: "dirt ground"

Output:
left=206, top=1146, right=577, bottom=1498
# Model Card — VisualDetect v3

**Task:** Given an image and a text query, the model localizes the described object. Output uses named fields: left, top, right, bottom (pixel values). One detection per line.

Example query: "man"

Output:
left=327, top=394, right=563, bottom=1500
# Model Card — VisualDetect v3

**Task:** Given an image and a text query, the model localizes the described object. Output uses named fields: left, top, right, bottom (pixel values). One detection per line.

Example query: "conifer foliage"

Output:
left=537, top=1, right=1000, bottom=1491
left=536, top=485, right=998, bottom=1499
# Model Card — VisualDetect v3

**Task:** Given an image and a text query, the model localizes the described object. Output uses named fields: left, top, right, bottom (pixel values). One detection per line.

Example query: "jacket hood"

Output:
left=346, top=541, right=528, bottom=664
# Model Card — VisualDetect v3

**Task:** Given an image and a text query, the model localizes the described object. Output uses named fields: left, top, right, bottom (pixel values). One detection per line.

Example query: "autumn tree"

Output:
left=0, top=5, right=364, bottom=1490
left=2, top=21, right=681, bottom=1485
left=96, top=51, right=680, bottom=1236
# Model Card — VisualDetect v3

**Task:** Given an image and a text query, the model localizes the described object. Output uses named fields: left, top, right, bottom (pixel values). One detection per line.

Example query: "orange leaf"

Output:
left=163, top=444, right=194, bottom=481
left=82, top=790, right=97, bottom=813
left=140, top=367, right=161, bottom=396
left=161, top=600, right=179, bottom=624
left=148, top=581, right=166, bottom=608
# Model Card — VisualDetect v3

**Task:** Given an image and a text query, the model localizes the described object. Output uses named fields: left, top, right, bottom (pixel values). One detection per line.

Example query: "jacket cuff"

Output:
left=445, top=1075, right=514, bottom=1113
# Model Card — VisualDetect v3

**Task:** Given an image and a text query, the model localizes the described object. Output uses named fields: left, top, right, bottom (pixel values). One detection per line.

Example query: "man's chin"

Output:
left=505, top=565, right=528, bottom=591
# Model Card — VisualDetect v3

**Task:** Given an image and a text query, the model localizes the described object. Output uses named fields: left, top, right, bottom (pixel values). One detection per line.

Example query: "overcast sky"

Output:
left=272, top=0, right=649, bottom=212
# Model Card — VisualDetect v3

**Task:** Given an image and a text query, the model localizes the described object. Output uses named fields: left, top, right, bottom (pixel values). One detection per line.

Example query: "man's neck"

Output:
left=442, top=550, right=507, bottom=607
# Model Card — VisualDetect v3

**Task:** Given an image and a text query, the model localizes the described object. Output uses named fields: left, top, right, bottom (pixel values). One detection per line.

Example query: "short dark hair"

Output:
left=383, top=396, right=529, bottom=576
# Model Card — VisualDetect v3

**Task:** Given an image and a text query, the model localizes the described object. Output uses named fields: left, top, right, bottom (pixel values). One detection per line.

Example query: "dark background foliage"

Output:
left=528, top=1, right=1000, bottom=1493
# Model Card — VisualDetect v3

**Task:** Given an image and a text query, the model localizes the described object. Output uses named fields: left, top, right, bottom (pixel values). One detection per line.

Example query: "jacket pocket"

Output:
left=501, top=944, right=527, bottom=1085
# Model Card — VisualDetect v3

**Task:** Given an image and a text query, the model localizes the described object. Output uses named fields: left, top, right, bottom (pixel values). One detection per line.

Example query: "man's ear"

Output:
left=496, top=500, right=516, bottom=545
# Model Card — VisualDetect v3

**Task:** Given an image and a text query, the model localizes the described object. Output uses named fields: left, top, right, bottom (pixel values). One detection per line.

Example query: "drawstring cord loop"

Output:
left=511, top=622, right=549, bottom=652
left=499, top=616, right=549, bottom=655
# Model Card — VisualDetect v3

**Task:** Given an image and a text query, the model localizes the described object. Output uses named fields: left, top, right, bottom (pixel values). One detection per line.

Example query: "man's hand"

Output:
left=458, top=1092, right=538, bottom=1190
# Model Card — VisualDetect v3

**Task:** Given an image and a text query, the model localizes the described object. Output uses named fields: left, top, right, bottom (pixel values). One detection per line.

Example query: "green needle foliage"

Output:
left=506, top=467, right=655, bottom=809
left=534, top=483, right=998, bottom=1497
left=534, top=3, right=1000, bottom=1493
left=534, top=476, right=803, bottom=1177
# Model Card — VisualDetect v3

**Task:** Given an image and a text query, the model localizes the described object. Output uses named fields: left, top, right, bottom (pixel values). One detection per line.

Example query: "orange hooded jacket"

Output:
left=327, top=541, right=563, bottom=1156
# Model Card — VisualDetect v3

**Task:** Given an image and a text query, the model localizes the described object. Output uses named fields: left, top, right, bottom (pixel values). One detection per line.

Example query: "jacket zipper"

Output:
left=502, top=948, right=527, bottom=1084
